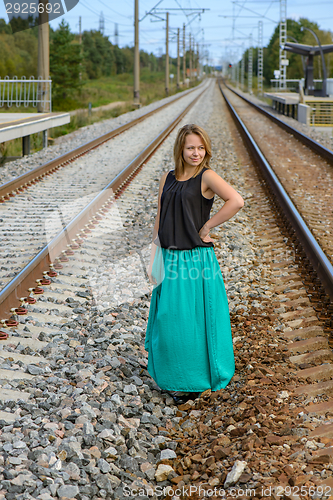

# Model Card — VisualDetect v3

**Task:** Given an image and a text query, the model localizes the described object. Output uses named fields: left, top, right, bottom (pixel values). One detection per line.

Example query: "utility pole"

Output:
left=144, top=7, right=207, bottom=92
left=189, top=33, right=192, bottom=82
left=248, top=34, right=253, bottom=94
left=114, top=23, right=119, bottom=46
left=279, top=0, right=287, bottom=89
left=165, top=12, right=169, bottom=96
left=177, top=28, right=180, bottom=89
left=133, top=0, right=140, bottom=106
left=37, top=0, right=49, bottom=115
left=79, top=16, right=82, bottom=81
left=196, top=42, right=199, bottom=79
left=99, top=11, right=105, bottom=35
left=144, top=7, right=207, bottom=91
left=258, top=20, right=263, bottom=96
left=241, top=46, right=245, bottom=90
left=183, top=23, right=186, bottom=86
left=79, top=16, right=82, bottom=45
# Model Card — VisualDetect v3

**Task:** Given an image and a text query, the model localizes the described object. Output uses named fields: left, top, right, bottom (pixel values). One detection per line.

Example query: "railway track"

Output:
left=170, top=80, right=333, bottom=499
left=219, top=80, right=333, bottom=308
left=0, top=80, right=333, bottom=499
left=0, top=81, right=209, bottom=319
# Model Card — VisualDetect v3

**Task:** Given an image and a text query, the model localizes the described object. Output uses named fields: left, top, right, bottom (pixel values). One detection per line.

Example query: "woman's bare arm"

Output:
left=199, top=170, right=244, bottom=243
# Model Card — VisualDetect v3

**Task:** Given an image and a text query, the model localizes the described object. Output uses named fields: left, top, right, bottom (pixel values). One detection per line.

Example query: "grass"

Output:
left=0, top=105, right=40, bottom=113
left=0, top=132, right=44, bottom=166
left=0, top=70, right=201, bottom=162
left=52, top=69, right=197, bottom=111
left=49, top=104, right=133, bottom=139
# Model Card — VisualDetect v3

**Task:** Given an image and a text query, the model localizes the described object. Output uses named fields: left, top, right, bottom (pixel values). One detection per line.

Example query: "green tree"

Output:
left=0, top=16, right=177, bottom=84
left=50, top=20, right=83, bottom=103
left=14, top=30, right=38, bottom=76
left=114, top=45, right=125, bottom=74
left=0, top=18, right=39, bottom=77
left=0, top=18, right=12, bottom=34
left=263, top=18, right=333, bottom=85
left=9, top=15, right=38, bottom=34
left=82, top=30, right=116, bottom=78
left=121, top=46, right=134, bottom=73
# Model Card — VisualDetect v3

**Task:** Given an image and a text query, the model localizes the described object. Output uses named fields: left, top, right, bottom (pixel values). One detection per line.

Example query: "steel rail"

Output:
left=0, top=82, right=206, bottom=200
left=218, top=79, right=333, bottom=303
left=0, top=86, right=207, bottom=319
left=222, top=79, right=333, bottom=165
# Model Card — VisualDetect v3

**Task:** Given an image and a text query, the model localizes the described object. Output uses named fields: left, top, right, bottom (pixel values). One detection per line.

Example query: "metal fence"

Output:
left=308, top=100, right=333, bottom=126
left=270, top=78, right=333, bottom=98
left=0, top=76, right=52, bottom=110
left=270, top=78, right=323, bottom=92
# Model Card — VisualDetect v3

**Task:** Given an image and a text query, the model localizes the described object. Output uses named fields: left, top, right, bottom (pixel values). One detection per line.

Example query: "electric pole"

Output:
left=79, top=16, right=82, bottom=81
left=79, top=16, right=82, bottom=45
left=279, top=0, right=287, bottom=90
left=241, top=48, right=245, bottom=90
left=165, top=12, right=169, bottom=96
left=177, top=27, right=180, bottom=90
left=144, top=7, right=208, bottom=92
left=114, top=23, right=119, bottom=46
left=183, top=23, right=186, bottom=86
left=37, top=0, right=49, bottom=114
left=248, top=34, right=253, bottom=94
left=99, top=11, right=105, bottom=35
left=134, top=0, right=140, bottom=105
left=189, top=33, right=192, bottom=82
left=258, top=20, right=263, bottom=96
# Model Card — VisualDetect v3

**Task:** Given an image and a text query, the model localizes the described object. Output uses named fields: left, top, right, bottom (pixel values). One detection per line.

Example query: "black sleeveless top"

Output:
left=157, top=167, right=214, bottom=250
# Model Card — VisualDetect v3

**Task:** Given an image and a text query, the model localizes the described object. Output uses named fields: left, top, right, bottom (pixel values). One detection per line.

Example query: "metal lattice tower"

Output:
left=165, top=12, right=169, bottom=96
left=248, top=34, right=253, bottom=94
left=99, top=11, right=105, bottom=35
left=241, top=48, right=245, bottom=90
left=279, top=0, right=287, bottom=89
left=258, top=21, right=263, bottom=95
left=189, top=33, right=192, bottom=81
left=183, top=23, right=186, bottom=85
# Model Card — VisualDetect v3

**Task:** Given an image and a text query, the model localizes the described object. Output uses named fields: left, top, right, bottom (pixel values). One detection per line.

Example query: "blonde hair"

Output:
left=173, top=124, right=212, bottom=179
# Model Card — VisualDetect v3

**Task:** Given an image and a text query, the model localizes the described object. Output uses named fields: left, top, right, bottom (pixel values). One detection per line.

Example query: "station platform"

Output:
left=264, top=92, right=299, bottom=119
left=264, top=92, right=333, bottom=126
left=264, top=92, right=300, bottom=105
left=0, top=112, right=70, bottom=156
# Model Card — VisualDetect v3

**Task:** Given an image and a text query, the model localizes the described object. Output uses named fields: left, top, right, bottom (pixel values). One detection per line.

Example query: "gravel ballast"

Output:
left=0, top=81, right=332, bottom=500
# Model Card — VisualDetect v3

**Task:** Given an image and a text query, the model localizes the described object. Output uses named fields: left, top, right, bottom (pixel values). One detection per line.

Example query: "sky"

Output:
left=1, top=0, right=333, bottom=65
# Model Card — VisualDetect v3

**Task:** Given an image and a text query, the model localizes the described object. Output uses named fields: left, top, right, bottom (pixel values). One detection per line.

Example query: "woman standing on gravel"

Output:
left=145, top=123, right=244, bottom=404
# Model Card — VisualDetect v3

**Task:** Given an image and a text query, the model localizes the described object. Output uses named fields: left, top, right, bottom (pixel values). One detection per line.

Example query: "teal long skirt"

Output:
left=144, top=246, right=235, bottom=392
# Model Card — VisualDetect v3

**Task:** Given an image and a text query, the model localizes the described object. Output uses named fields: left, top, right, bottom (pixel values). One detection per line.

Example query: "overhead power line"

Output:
left=95, top=0, right=132, bottom=19
left=231, top=2, right=277, bottom=23
left=79, top=0, right=132, bottom=26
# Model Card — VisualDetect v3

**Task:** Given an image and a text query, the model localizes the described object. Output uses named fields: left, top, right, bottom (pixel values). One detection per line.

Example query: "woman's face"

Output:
left=183, top=133, right=206, bottom=168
